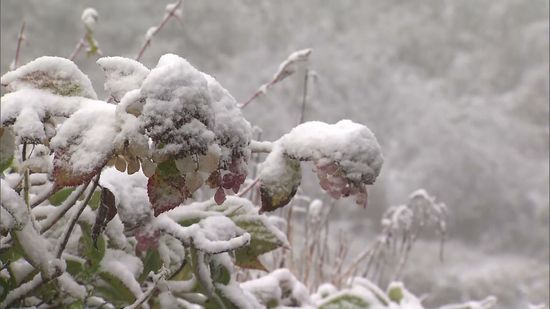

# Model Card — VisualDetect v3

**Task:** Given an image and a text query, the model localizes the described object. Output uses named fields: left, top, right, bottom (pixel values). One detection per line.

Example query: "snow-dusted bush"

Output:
left=0, top=5, right=502, bottom=309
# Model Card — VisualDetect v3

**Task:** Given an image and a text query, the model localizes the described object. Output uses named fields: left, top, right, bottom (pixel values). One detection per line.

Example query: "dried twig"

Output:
left=135, top=0, right=183, bottom=61
left=239, top=49, right=312, bottom=109
left=13, top=21, right=26, bottom=69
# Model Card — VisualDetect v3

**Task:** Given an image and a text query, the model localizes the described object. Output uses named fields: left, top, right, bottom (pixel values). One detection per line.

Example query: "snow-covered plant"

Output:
left=0, top=37, right=386, bottom=308
left=0, top=5, right=502, bottom=309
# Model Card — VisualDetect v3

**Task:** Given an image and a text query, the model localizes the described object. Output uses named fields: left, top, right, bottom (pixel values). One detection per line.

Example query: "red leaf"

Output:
left=53, top=149, right=105, bottom=187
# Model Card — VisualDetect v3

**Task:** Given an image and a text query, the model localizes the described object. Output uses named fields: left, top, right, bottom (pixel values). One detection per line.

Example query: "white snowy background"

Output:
left=1, top=0, right=548, bottom=308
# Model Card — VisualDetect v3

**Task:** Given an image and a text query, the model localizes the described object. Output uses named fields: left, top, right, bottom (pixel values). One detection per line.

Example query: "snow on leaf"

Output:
left=258, top=146, right=302, bottom=212
left=279, top=120, right=383, bottom=206
left=100, top=167, right=152, bottom=231
left=1, top=56, right=97, bottom=99
left=140, top=54, right=215, bottom=160
left=1, top=89, right=98, bottom=144
left=51, top=103, right=118, bottom=186
left=206, top=196, right=288, bottom=268
left=96, top=57, right=149, bottom=102
left=147, top=160, right=189, bottom=216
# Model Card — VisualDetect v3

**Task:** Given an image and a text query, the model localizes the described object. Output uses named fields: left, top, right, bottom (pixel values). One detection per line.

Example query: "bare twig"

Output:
left=239, top=49, right=312, bottom=109
left=55, top=174, right=100, bottom=258
left=68, top=37, right=86, bottom=61
left=237, top=177, right=259, bottom=198
left=135, top=0, right=183, bottom=61
left=124, top=268, right=168, bottom=309
left=1, top=270, right=62, bottom=308
left=298, top=69, right=309, bottom=124
left=13, top=21, right=26, bottom=69
left=38, top=181, right=91, bottom=234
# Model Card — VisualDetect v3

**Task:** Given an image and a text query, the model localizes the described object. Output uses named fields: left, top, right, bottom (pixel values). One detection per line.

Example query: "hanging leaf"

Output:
left=258, top=149, right=301, bottom=213
left=147, top=160, right=189, bottom=216
left=92, top=187, right=117, bottom=248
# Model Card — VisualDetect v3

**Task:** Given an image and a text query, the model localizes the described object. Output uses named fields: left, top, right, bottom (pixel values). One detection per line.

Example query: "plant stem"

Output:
left=298, top=69, right=309, bottom=124
left=135, top=0, right=182, bottom=61
left=69, top=37, right=86, bottom=61
left=13, top=21, right=26, bottom=68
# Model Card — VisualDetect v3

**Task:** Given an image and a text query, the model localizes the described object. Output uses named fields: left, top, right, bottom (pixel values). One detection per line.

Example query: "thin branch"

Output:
left=69, top=37, right=86, bottom=61
left=237, top=177, right=259, bottom=197
left=13, top=21, right=26, bottom=69
left=298, top=69, right=310, bottom=124
left=1, top=270, right=61, bottom=308
left=55, top=174, right=101, bottom=258
left=38, top=181, right=91, bottom=234
left=124, top=268, right=168, bottom=309
left=135, top=0, right=183, bottom=61
left=31, top=184, right=58, bottom=208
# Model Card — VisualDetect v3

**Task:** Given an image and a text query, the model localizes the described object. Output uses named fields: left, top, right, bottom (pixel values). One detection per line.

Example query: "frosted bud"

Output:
left=81, top=8, right=99, bottom=30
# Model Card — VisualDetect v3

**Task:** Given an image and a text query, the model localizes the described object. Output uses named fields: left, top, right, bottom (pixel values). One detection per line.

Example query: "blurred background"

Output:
left=1, top=0, right=548, bottom=308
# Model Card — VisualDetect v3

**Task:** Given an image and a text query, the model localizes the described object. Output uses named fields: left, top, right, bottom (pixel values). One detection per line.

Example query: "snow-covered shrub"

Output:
left=0, top=5, right=500, bottom=309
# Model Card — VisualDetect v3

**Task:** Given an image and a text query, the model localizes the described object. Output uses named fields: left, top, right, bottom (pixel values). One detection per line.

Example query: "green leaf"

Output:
left=0, top=56, right=97, bottom=99
left=96, top=271, right=136, bottom=305
left=48, top=187, right=75, bottom=206
left=138, top=249, right=162, bottom=283
left=0, top=128, right=15, bottom=172
left=66, top=299, right=85, bottom=309
left=78, top=223, right=105, bottom=280
left=318, top=292, right=372, bottom=309
left=259, top=152, right=301, bottom=213
left=65, top=259, right=84, bottom=277
left=88, top=190, right=101, bottom=210
left=232, top=216, right=285, bottom=270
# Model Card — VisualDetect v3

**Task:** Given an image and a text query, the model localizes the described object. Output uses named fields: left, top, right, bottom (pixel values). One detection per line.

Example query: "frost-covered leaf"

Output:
left=51, top=103, right=117, bottom=186
left=92, top=187, right=117, bottom=248
left=148, top=160, right=189, bottom=216
left=1, top=89, right=98, bottom=144
left=96, top=57, right=149, bottom=102
left=1, top=56, right=97, bottom=99
left=279, top=120, right=383, bottom=206
left=0, top=128, right=15, bottom=172
left=258, top=147, right=301, bottom=212
left=140, top=54, right=215, bottom=159
left=96, top=271, right=136, bottom=305
left=206, top=197, right=288, bottom=269
left=100, top=167, right=152, bottom=231
left=318, top=292, right=372, bottom=309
